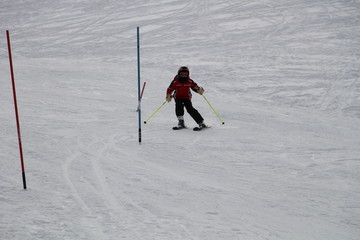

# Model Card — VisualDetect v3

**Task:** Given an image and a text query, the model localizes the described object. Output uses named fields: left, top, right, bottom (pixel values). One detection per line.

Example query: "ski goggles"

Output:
left=179, top=72, right=189, bottom=77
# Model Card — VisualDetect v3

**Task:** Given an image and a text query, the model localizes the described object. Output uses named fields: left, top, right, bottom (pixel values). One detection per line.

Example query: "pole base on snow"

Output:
left=202, top=94, right=224, bottom=125
left=22, top=172, right=27, bottom=190
left=143, top=101, right=167, bottom=124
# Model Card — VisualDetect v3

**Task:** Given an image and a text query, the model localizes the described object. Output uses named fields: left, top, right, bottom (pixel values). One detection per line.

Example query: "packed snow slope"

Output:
left=1, top=0, right=360, bottom=239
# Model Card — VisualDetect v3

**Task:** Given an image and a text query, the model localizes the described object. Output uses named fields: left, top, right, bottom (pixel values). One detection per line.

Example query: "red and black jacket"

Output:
left=167, top=76, right=201, bottom=100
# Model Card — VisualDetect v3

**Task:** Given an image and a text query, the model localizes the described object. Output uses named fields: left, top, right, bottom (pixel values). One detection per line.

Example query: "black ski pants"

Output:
left=175, top=98, right=204, bottom=124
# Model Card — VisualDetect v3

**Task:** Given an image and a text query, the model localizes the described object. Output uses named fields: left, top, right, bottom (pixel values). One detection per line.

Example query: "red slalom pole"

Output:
left=140, top=81, right=146, bottom=100
left=136, top=81, right=147, bottom=111
left=136, top=81, right=147, bottom=112
left=6, top=30, right=27, bottom=190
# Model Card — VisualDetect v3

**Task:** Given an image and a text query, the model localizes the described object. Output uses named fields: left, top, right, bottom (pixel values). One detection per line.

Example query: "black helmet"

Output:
left=178, top=66, right=189, bottom=75
left=177, top=66, right=189, bottom=83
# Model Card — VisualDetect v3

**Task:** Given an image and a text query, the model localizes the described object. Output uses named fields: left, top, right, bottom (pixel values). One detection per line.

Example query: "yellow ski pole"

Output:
left=144, top=101, right=167, bottom=124
left=202, top=94, right=225, bottom=124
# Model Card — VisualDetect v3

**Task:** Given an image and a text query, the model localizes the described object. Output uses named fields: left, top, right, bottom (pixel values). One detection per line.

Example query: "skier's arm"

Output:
left=190, top=80, right=204, bottom=95
left=166, top=80, right=175, bottom=102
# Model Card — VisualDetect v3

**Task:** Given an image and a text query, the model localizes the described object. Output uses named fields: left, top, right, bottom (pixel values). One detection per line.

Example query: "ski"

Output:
left=172, top=125, right=210, bottom=131
left=172, top=126, right=186, bottom=130
left=193, top=126, right=210, bottom=131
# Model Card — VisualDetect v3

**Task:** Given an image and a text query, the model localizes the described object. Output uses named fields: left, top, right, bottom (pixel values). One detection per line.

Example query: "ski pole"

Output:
left=202, top=94, right=225, bottom=124
left=144, top=101, right=167, bottom=124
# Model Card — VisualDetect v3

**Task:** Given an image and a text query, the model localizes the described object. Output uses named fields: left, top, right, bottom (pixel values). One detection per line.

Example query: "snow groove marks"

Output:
left=61, top=138, right=114, bottom=237
left=83, top=138, right=147, bottom=238
left=61, top=132, right=140, bottom=238
left=313, top=1, right=360, bottom=117
left=86, top=136, right=201, bottom=239
left=320, top=70, right=360, bottom=116
left=62, top=150, right=107, bottom=239
left=262, top=6, right=293, bottom=41
left=63, top=151, right=91, bottom=214
left=62, top=133, right=185, bottom=238
left=195, top=1, right=223, bottom=41
left=142, top=1, right=198, bottom=45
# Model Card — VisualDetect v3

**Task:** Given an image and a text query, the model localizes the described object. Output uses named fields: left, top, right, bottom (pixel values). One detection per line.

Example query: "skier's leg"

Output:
left=175, top=99, right=185, bottom=117
left=175, top=99, right=185, bottom=127
left=183, top=99, right=204, bottom=124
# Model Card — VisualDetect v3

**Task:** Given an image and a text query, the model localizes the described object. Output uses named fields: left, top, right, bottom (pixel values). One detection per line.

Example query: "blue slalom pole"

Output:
left=137, top=27, right=142, bottom=143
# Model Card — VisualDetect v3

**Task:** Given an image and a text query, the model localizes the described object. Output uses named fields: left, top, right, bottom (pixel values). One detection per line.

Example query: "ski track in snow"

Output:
left=62, top=130, right=203, bottom=239
left=1, top=0, right=360, bottom=239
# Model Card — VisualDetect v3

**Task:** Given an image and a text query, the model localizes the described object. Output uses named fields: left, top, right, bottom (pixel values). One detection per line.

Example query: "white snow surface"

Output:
left=1, top=0, right=360, bottom=239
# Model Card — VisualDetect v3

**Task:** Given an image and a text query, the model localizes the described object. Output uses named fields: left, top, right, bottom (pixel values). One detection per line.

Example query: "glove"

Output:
left=166, top=94, right=172, bottom=102
left=197, top=87, right=204, bottom=95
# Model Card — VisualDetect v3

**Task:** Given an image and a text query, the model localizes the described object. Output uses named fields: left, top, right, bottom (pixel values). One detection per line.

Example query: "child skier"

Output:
left=166, top=66, right=207, bottom=130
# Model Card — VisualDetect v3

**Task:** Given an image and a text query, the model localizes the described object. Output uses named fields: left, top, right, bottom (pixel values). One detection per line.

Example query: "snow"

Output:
left=1, top=0, right=360, bottom=239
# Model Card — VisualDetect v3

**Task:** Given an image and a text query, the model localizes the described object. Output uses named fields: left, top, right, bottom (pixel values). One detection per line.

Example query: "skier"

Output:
left=166, top=66, right=207, bottom=130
